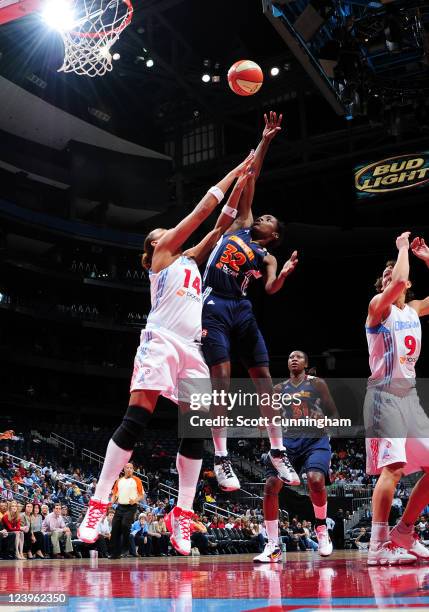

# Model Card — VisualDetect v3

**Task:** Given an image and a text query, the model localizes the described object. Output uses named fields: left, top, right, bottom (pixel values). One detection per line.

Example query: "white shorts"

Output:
left=364, top=387, right=429, bottom=475
left=130, top=327, right=211, bottom=405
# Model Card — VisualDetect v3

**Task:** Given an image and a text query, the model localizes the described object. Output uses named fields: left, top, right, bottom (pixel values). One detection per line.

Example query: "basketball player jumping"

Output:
left=254, top=350, right=338, bottom=562
left=78, top=151, right=254, bottom=556
left=366, top=232, right=429, bottom=565
left=202, top=112, right=300, bottom=491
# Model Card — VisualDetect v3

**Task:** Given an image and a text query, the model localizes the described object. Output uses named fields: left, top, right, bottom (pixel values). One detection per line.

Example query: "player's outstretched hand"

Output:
left=262, top=111, right=283, bottom=142
left=280, top=250, right=298, bottom=278
left=411, top=236, right=429, bottom=262
left=232, top=149, right=255, bottom=178
left=396, top=231, right=410, bottom=251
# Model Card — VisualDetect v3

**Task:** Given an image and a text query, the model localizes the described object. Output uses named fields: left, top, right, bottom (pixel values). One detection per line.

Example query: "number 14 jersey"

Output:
left=366, top=303, right=421, bottom=383
left=146, top=256, right=203, bottom=342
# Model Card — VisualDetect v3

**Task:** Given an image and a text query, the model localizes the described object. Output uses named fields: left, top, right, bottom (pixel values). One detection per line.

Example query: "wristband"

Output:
left=221, top=205, right=238, bottom=218
left=208, top=186, right=225, bottom=203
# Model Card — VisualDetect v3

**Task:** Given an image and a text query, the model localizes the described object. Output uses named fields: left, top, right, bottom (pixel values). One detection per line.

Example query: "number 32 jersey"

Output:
left=203, top=228, right=268, bottom=298
left=366, top=303, right=421, bottom=383
left=146, top=256, right=203, bottom=342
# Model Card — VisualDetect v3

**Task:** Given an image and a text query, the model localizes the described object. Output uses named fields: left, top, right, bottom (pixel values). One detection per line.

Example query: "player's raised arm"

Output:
left=154, top=151, right=254, bottom=261
left=264, top=251, right=298, bottom=295
left=234, top=111, right=283, bottom=230
left=187, top=161, right=255, bottom=265
left=408, top=237, right=429, bottom=317
left=367, top=232, right=410, bottom=325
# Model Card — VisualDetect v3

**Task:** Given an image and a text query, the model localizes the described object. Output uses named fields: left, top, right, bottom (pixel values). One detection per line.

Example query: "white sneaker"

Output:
left=316, top=525, right=333, bottom=557
left=268, top=449, right=300, bottom=485
left=367, top=541, right=417, bottom=566
left=253, top=541, right=282, bottom=563
left=165, top=506, right=193, bottom=556
left=77, top=498, right=109, bottom=544
left=390, top=524, right=429, bottom=560
left=214, top=455, right=240, bottom=491
left=409, top=535, right=429, bottom=560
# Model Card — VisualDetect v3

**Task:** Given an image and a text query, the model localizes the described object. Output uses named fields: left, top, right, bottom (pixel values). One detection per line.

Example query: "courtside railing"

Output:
left=50, top=432, right=75, bottom=456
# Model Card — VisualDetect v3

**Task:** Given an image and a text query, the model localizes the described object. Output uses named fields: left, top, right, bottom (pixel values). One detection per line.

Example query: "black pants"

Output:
left=110, top=504, right=137, bottom=556
left=31, top=531, right=45, bottom=555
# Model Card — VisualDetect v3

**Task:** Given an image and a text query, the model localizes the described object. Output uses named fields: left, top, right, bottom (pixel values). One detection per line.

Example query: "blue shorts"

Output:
left=201, top=294, right=269, bottom=369
left=265, top=436, right=332, bottom=485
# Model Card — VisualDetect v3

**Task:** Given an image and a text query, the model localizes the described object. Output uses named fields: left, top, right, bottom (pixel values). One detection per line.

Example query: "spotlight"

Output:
left=42, top=0, right=75, bottom=32
left=146, top=58, right=154, bottom=68
left=270, top=66, right=280, bottom=76
left=112, top=53, right=120, bottom=61
left=202, top=73, right=211, bottom=83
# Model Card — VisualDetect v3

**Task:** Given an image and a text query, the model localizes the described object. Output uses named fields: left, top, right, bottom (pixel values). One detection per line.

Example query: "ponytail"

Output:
left=142, top=228, right=167, bottom=271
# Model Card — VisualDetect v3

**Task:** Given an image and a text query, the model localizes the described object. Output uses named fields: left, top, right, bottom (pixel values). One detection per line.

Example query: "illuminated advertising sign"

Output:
left=355, top=153, right=429, bottom=199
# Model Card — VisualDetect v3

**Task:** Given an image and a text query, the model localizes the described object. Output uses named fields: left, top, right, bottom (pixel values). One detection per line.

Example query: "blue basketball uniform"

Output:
left=265, top=376, right=332, bottom=484
left=201, top=228, right=269, bottom=368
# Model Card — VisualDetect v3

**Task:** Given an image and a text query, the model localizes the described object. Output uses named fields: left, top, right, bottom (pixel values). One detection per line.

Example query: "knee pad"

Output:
left=112, top=405, right=151, bottom=451
left=178, top=438, right=204, bottom=460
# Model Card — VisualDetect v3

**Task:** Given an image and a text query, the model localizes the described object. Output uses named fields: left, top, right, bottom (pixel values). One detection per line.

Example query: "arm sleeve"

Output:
left=135, top=477, right=144, bottom=496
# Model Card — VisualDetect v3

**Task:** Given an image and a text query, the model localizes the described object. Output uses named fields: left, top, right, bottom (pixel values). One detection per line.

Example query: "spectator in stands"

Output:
left=225, top=517, right=234, bottom=530
left=132, top=514, right=150, bottom=557
left=157, top=516, right=170, bottom=556
left=20, top=502, right=34, bottom=559
left=0, top=500, right=15, bottom=559
left=354, top=527, right=370, bottom=550
left=40, top=504, right=49, bottom=520
left=1, top=481, right=14, bottom=502
left=191, top=515, right=214, bottom=555
left=3, top=500, right=24, bottom=559
left=61, top=506, right=72, bottom=528
left=30, top=503, right=45, bottom=558
left=42, top=502, right=74, bottom=559
left=96, top=509, right=114, bottom=558
left=242, top=519, right=264, bottom=553
left=298, top=521, right=318, bottom=551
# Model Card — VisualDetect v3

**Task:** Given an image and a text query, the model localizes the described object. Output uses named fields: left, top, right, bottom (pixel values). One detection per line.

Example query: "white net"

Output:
left=58, top=0, right=133, bottom=77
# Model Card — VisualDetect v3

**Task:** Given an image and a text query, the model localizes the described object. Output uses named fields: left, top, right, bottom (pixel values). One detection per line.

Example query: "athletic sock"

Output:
left=266, top=424, right=285, bottom=451
left=93, top=439, right=132, bottom=503
left=370, top=521, right=389, bottom=550
left=314, top=502, right=327, bottom=527
left=212, top=427, right=228, bottom=456
left=176, top=453, right=202, bottom=512
left=265, top=520, right=279, bottom=546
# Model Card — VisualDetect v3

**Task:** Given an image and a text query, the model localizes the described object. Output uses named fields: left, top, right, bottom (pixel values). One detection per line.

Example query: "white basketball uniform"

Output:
left=365, top=303, right=429, bottom=475
left=130, top=255, right=210, bottom=404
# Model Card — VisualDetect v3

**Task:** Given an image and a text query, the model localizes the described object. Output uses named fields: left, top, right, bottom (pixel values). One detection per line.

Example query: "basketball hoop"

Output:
left=57, top=0, right=133, bottom=77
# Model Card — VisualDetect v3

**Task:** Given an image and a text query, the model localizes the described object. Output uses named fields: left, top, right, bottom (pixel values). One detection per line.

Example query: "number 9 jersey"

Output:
left=366, top=303, right=421, bottom=384
left=203, top=228, right=268, bottom=298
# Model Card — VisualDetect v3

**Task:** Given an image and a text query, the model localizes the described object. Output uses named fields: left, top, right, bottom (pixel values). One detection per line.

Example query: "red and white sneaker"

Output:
left=316, top=525, right=333, bottom=557
left=367, top=541, right=416, bottom=566
left=77, top=498, right=109, bottom=544
left=165, top=506, right=193, bottom=556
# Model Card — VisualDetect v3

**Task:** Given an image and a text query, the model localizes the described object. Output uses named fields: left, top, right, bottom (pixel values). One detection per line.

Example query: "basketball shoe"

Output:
left=214, top=455, right=240, bottom=491
left=390, top=525, right=429, bottom=560
left=367, top=541, right=416, bottom=566
left=77, top=498, right=109, bottom=543
left=253, top=540, right=282, bottom=563
left=165, top=506, right=193, bottom=556
left=268, top=450, right=300, bottom=485
left=316, top=525, right=333, bottom=556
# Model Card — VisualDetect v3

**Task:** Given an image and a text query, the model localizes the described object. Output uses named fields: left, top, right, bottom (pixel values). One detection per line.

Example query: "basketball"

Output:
left=227, top=60, right=264, bottom=96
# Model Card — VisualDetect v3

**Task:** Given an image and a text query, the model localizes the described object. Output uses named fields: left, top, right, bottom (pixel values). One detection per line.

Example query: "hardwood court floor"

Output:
left=1, top=550, right=429, bottom=611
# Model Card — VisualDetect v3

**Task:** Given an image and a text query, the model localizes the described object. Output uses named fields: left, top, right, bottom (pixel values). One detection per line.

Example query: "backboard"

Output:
left=0, top=0, right=41, bottom=25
